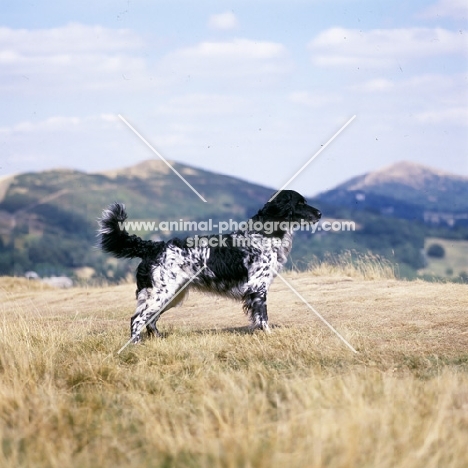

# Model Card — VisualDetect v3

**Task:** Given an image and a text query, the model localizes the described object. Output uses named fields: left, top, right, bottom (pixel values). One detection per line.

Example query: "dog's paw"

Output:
left=249, top=321, right=271, bottom=334
left=131, top=334, right=142, bottom=344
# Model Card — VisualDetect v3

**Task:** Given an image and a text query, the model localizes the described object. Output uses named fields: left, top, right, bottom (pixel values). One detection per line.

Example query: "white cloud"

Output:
left=399, top=73, right=461, bottom=92
left=351, top=79, right=395, bottom=93
left=0, top=23, right=151, bottom=93
left=0, top=114, right=117, bottom=136
left=415, top=107, right=468, bottom=125
left=346, top=73, right=468, bottom=132
left=208, top=11, right=239, bottom=30
left=0, top=112, right=150, bottom=175
left=0, top=23, right=143, bottom=55
left=308, top=27, right=468, bottom=68
left=350, top=74, right=465, bottom=98
left=160, top=38, right=291, bottom=81
left=289, top=91, right=341, bottom=108
left=156, top=93, right=248, bottom=117
left=178, top=38, right=286, bottom=60
left=420, top=0, right=468, bottom=20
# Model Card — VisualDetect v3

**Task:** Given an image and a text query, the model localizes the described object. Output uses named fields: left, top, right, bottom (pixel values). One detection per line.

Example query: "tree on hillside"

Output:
left=427, top=243, right=445, bottom=258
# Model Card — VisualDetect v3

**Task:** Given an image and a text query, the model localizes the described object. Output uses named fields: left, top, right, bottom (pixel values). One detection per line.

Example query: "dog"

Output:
left=98, top=190, right=321, bottom=342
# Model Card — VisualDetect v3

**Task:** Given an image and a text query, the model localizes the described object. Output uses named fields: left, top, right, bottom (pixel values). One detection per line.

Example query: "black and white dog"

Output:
left=98, top=190, right=321, bottom=342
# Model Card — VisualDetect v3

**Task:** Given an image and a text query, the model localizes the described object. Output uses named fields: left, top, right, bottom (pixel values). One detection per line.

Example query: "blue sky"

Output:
left=1, top=0, right=467, bottom=196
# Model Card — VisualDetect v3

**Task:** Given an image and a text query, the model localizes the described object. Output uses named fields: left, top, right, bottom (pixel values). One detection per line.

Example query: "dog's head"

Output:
left=253, top=190, right=321, bottom=233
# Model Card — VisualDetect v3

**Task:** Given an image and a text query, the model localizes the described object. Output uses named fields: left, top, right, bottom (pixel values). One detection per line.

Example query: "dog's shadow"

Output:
left=156, top=324, right=284, bottom=339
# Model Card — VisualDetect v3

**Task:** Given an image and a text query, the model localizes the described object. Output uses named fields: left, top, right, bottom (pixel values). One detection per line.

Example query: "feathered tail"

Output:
left=98, top=203, right=163, bottom=259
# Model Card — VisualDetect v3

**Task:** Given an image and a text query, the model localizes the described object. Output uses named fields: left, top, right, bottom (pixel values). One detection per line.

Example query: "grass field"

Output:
left=420, top=237, right=468, bottom=278
left=0, top=265, right=467, bottom=467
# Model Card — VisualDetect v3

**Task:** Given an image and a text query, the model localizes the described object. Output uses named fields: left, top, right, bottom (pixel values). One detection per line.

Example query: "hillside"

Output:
left=318, top=161, right=468, bottom=226
left=0, top=160, right=274, bottom=279
left=0, top=159, right=273, bottom=223
left=335, top=161, right=468, bottom=211
left=0, top=159, right=467, bottom=281
left=1, top=271, right=467, bottom=467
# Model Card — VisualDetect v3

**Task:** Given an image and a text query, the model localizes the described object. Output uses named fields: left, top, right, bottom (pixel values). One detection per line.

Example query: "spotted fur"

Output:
left=98, top=190, right=321, bottom=342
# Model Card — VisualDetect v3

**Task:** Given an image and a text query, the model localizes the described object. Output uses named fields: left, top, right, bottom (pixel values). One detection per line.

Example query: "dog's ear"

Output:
left=257, top=191, right=295, bottom=221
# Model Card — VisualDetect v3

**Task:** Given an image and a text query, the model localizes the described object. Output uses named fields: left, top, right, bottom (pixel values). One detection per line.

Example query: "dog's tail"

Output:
left=98, top=203, right=164, bottom=259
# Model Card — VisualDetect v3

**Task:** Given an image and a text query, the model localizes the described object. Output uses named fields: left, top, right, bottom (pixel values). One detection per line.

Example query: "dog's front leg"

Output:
left=242, top=290, right=271, bottom=333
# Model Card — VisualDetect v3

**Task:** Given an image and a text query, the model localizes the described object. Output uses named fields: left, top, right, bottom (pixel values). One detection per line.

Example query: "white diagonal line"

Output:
left=274, top=270, right=358, bottom=353
left=269, top=115, right=356, bottom=202
left=118, top=114, right=208, bottom=203
left=117, top=265, right=207, bottom=354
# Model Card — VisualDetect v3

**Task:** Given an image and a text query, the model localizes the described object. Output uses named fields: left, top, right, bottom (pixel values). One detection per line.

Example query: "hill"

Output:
left=0, top=160, right=273, bottom=279
left=1, top=271, right=467, bottom=467
left=317, top=161, right=468, bottom=227
left=0, top=159, right=273, bottom=223
left=0, top=159, right=467, bottom=281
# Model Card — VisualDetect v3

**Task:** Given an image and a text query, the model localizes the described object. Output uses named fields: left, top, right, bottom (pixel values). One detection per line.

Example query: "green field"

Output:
left=420, top=237, right=468, bottom=278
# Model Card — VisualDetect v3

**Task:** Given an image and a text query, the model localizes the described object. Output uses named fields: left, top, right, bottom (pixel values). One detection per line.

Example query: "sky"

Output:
left=1, top=0, right=467, bottom=197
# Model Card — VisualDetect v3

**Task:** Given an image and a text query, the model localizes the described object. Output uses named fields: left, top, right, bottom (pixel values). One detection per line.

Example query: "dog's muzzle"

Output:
left=308, top=207, right=322, bottom=223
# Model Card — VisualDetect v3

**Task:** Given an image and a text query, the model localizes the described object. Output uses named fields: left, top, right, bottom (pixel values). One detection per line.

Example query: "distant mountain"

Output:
left=0, top=159, right=273, bottom=222
left=317, top=161, right=468, bottom=227
left=0, top=158, right=466, bottom=281
left=0, top=160, right=274, bottom=278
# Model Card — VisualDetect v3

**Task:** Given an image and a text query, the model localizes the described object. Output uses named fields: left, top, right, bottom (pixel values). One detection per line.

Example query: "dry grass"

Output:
left=0, top=277, right=54, bottom=293
left=307, top=251, right=396, bottom=280
left=0, top=270, right=467, bottom=468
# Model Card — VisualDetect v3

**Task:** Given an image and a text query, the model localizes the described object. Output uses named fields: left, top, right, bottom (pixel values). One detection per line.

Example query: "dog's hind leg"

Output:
left=131, top=288, right=153, bottom=342
left=145, top=288, right=189, bottom=337
left=133, top=288, right=163, bottom=338
left=131, top=292, right=167, bottom=343
left=131, top=280, right=190, bottom=343
left=145, top=319, right=161, bottom=338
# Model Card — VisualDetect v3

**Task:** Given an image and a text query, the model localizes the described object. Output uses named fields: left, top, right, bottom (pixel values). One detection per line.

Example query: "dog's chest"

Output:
left=247, top=233, right=291, bottom=273
left=268, top=231, right=292, bottom=267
